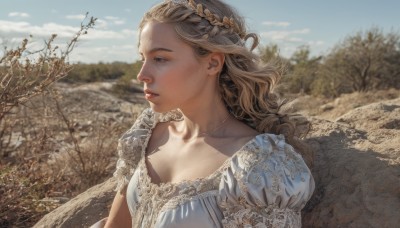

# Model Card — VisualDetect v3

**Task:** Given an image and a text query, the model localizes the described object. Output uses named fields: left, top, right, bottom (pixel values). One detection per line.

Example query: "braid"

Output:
left=167, top=0, right=245, bottom=39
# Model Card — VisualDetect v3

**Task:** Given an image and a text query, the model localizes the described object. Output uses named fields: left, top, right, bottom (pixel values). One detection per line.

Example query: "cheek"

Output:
left=155, top=67, right=186, bottom=98
left=157, top=58, right=205, bottom=98
left=165, top=63, right=199, bottom=88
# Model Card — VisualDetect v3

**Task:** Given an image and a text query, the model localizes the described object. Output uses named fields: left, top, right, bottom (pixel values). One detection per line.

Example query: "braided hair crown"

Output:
left=146, top=0, right=253, bottom=48
left=168, top=0, right=245, bottom=39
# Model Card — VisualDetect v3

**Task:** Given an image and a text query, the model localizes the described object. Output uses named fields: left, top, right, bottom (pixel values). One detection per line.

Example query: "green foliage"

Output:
left=63, top=62, right=134, bottom=83
left=284, top=46, right=321, bottom=94
left=311, top=27, right=400, bottom=97
left=258, top=27, right=400, bottom=97
left=111, top=61, right=143, bottom=100
left=259, top=43, right=281, bottom=63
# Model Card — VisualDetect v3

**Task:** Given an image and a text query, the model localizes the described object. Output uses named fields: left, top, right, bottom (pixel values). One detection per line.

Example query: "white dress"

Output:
left=114, top=108, right=315, bottom=228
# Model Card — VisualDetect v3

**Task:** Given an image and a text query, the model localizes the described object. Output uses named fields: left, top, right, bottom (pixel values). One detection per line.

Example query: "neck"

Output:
left=175, top=99, right=231, bottom=140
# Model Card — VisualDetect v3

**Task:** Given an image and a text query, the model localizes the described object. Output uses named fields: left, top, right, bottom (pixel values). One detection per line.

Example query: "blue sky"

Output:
left=1, top=0, right=399, bottom=63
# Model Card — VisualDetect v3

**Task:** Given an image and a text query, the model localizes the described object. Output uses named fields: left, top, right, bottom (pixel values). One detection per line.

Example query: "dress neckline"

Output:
left=139, top=109, right=268, bottom=189
left=140, top=128, right=265, bottom=188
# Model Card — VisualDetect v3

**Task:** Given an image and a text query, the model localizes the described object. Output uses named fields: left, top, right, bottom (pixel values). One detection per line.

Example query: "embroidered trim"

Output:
left=134, top=158, right=222, bottom=227
left=221, top=206, right=301, bottom=228
left=161, top=190, right=219, bottom=212
left=117, top=108, right=313, bottom=227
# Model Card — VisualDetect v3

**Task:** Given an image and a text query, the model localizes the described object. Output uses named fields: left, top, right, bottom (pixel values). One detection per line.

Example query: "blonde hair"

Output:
left=139, top=0, right=313, bottom=167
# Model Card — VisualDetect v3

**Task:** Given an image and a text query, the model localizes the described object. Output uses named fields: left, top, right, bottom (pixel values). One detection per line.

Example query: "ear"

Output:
left=206, top=52, right=225, bottom=76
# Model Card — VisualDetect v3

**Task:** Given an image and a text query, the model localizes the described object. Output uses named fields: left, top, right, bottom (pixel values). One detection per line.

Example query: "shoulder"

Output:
left=113, top=108, right=183, bottom=191
left=113, top=108, right=153, bottom=191
left=116, top=107, right=182, bottom=161
left=119, top=108, right=182, bottom=142
left=240, top=134, right=311, bottom=180
left=220, top=133, right=315, bottom=210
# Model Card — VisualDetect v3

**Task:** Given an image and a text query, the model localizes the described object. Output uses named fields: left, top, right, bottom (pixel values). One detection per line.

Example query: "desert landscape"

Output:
left=9, top=82, right=398, bottom=228
left=1, top=23, right=399, bottom=227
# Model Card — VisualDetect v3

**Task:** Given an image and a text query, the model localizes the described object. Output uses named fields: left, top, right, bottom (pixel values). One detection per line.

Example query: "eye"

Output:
left=153, top=56, right=167, bottom=63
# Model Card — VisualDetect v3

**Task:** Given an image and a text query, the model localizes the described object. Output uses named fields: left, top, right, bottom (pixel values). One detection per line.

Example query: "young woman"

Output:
left=102, top=0, right=315, bottom=227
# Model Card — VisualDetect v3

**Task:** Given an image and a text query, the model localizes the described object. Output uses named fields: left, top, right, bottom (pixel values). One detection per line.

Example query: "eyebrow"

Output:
left=139, top=47, right=174, bottom=55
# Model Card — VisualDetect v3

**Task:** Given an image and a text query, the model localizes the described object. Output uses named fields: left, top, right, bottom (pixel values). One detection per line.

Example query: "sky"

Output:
left=1, top=0, right=399, bottom=63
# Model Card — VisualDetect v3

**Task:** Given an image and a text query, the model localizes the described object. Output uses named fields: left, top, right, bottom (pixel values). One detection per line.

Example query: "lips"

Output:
left=144, top=89, right=159, bottom=100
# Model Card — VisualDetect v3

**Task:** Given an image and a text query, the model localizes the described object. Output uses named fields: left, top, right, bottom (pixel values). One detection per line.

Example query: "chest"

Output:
left=126, top=157, right=225, bottom=228
left=145, top=138, right=233, bottom=185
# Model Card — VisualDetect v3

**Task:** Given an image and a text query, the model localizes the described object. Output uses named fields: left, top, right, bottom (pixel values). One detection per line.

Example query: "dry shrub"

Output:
left=0, top=14, right=128, bottom=226
left=0, top=86, right=139, bottom=226
left=47, top=100, right=129, bottom=189
left=0, top=160, right=61, bottom=227
left=0, top=14, right=96, bottom=122
left=1, top=14, right=96, bottom=158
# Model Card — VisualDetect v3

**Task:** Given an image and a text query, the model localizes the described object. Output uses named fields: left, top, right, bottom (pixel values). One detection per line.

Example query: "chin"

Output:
left=148, top=103, right=173, bottom=114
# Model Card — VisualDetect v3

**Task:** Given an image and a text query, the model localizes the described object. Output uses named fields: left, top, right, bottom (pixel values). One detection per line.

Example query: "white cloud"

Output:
left=105, top=16, right=118, bottom=21
left=0, top=21, right=77, bottom=38
left=0, top=20, right=136, bottom=41
left=286, top=37, right=304, bottom=42
left=66, top=14, right=86, bottom=20
left=261, top=28, right=310, bottom=43
left=121, top=29, right=137, bottom=36
left=114, top=20, right=126, bottom=25
left=8, top=12, right=30, bottom=18
left=262, top=21, right=290, bottom=27
left=259, top=28, right=323, bottom=58
left=69, top=44, right=138, bottom=63
left=104, top=16, right=126, bottom=26
left=94, top=19, right=108, bottom=29
left=82, top=29, right=127, bottom=40
left=308, top=40, right=325, bottom=46
left=0, top=20, right=34, bottom=35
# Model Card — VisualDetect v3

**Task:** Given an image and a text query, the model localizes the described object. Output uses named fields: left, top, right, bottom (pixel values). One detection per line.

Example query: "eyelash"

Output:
left=140, top=56, right=167, bottom=63
left=153, top=57, right=167, bottom=63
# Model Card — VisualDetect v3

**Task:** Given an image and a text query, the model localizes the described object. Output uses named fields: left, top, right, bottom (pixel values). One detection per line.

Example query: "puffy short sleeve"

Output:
left=218, top=134, right=315, bottom=227
left=113, top=108, right=156, bottom=192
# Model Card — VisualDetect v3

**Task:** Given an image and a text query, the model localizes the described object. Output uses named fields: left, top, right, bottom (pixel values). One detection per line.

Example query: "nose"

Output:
left=137, top=63, right=152, bottom=84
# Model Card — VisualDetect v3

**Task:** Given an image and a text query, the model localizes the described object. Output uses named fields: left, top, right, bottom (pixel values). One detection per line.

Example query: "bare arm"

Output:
left=104, top=186, right=132, bottom=228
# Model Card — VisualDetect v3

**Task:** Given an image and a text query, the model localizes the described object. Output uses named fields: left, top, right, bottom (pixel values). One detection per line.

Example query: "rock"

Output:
left=302, top=98, right=400, bottom=227
left=7, top=131, right=25, bottom=149
left=34, top=178, right=116, bottom=228
left=319, top=103, right=334, bottom=112
left=34, top=98, right=400, bottom=228
left=334, top=98, right=400, bottom=131
left=79, top=132, right=89, bottom=138
left=105, top=107, right=120, bottom=113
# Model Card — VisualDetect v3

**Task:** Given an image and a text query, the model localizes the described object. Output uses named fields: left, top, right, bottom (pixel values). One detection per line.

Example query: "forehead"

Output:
left=139, top=21, right=188, bottom=53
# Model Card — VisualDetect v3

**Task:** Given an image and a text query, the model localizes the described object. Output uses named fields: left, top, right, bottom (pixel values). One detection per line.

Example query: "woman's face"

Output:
left=137, top=21, right=211, bottom=113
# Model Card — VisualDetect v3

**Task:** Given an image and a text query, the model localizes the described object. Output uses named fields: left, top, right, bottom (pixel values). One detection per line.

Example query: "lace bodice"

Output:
left=113, top=108, right=315, bottom=227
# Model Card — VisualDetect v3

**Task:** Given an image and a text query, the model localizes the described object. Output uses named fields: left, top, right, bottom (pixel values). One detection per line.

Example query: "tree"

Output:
left=316, top=27, right=400, bottom=95
left=259, top=43, right=281, bottom=63
left=284, top=46, right=321, bottom=94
